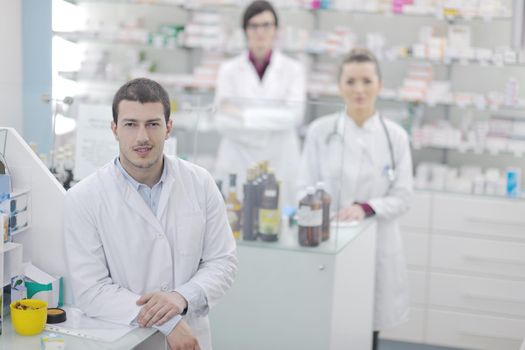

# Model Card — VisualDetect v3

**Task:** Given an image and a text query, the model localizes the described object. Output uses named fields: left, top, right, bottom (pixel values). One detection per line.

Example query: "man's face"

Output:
left=111, top=100, right=172, bottom=172
left=245, top=10, right=277, bottom=54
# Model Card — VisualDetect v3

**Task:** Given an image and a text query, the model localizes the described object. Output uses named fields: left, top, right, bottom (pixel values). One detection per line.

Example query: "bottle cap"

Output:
left=316, top=181, right=325, bottom=190
left=229, top=173, right=237, bottom=186
left=47, top=308, right=67, bottom=324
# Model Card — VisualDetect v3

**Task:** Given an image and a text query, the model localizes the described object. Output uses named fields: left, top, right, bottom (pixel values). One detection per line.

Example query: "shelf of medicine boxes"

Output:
left=54, top=28, right=525, bottom=69
left=414, top=188, right=525, bottom=203
left=58, top=69, right=525, bottom=115
left=65, top=0, right=512, bottom=23
left=411, top=144, right=525, bottom=158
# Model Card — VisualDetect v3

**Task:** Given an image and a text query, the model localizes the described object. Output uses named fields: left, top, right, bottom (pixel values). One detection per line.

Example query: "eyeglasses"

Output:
left=246, top=21, right=275, bottom=31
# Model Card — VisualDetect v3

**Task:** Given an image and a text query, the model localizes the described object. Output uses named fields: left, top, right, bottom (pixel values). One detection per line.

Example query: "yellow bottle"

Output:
left=226, top=173, right=242, bottom=240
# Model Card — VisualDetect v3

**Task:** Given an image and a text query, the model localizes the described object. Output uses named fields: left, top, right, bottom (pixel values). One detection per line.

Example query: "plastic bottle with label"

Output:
left=298, top=186, right=323, bottom=247
left=258, top=168, right=280, bottom=242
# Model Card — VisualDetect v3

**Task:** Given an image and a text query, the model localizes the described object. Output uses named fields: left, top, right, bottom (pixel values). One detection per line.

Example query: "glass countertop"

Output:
left=236, top=219, right=375, bottom=255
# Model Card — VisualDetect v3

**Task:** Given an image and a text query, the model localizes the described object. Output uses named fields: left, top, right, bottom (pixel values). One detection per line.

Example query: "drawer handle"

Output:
left=463, top=293, right=525, bottom=305
left=464, top=255, right=525, bottom=267
left=466, top=216, right=525, bottom=227
left=461, top=331, right=522, bottom=342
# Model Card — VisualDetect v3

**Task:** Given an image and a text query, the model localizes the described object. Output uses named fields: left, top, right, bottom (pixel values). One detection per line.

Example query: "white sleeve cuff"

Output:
left=152, top=315, right=182, bottom=336
left=175, top=282, right=208, bottom=317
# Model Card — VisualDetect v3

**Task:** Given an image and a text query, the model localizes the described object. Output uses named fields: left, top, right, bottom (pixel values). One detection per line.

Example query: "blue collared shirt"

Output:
left=114, top=157, right=181, bottom=335
left=115, top=157, right=167, bottom=215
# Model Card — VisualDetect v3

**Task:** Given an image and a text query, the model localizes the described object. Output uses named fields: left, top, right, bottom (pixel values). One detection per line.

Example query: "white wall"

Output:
left=0, top=0, right=23, bottom=133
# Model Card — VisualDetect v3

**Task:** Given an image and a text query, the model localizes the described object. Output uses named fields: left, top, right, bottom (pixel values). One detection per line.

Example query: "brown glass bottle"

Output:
left=298, top=186, right=322, bottom=247
left=315, top=182, right=332, bottom=241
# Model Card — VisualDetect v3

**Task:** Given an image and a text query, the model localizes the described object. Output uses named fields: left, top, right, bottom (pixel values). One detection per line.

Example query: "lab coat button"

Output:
left=157, top=233, right=164, bottom=239
left=161, top=283, right=169, bottom=292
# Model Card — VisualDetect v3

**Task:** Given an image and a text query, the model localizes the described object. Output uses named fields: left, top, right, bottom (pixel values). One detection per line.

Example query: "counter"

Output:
left=0, top=317, right=161, bottom=350
left=210, top=219, right=377, bottom=350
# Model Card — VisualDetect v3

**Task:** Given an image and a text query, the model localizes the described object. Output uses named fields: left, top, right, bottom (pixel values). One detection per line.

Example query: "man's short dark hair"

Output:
left=242, top=1, right=278, bottom=31
left=112, top=78, right=171, bottom=124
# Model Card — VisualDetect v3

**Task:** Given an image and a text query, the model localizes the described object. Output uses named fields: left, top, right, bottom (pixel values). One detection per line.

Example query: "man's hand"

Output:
left=136, top=291, right=188, bottom=328
left=167, top=319, right=201, bottom=350
left=335, top=204, right=365, bottom=222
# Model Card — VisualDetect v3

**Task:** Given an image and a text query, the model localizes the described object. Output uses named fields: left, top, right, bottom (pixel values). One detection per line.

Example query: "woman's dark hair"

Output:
left=242, top=1, right=279, bottom=31
left=112, top=78, right=170, bottom=124
left=338, top=48, right=382, bottom=81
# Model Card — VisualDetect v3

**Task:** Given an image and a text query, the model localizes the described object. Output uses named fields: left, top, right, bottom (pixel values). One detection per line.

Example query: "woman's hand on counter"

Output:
left=335, top=204, right=365, bottom=222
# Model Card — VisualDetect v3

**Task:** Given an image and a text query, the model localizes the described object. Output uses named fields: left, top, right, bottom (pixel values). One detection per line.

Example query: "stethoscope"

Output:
left=325, top=111, right=396, bottom=185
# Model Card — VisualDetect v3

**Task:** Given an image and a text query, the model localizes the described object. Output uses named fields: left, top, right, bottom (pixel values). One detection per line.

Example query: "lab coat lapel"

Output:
left=260, top=51, right=282, bottom=91
left=112, top=164, right=164, bottom=233
left=341, top=120, right=362, bottom=205
left=240, top=55, right=263, bottom=92
left=157, top=161, right=175, bottom=220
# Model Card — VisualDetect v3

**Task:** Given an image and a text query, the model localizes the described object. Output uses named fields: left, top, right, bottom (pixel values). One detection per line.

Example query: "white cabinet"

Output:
left=383, top=191, right=525, bottom=350
left=432, top=194, right=525, bottom=240
left=431, top=235, right=525, bottom=279
left=399, top=192, right=432, bottom=230
left=402, top=230, right=429, bottom=268
left=381, top=307, right=426, bottom=343
left=408, top=270, right=427, bottom=306
left=427, top=310, right=525, bottom=350
left=209, top=221, right=377, bottom=350
left=429, top=273, right=525, bottom=318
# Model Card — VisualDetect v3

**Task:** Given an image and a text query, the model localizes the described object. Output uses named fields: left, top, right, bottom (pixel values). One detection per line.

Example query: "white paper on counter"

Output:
left=45, top=307, right=136, bottom=342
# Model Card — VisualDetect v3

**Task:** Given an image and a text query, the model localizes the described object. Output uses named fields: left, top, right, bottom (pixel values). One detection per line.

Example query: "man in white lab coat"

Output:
left=64, top=78, right=238, bottom=350
left=214, top=0, right=306, bottom=205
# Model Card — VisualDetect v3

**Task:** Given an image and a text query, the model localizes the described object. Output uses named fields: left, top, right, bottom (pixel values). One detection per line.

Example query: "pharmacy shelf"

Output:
left=59, top=72, right=525, bottom=114
left=415, top=188, right=525, bottom=202
left=11, top=187, right=30, bottom=199
left=54, top=31, right=151, bottom=46
left=309, top=7, right=511, bottom=22
left=66, top=0, right=512, bottom=23
left=309, top=90, right=525, bottom=113
left=413, top=145, right=525, bottom=158
left=1, top=241, right=22, bottom=254
left=54, top=29, right=525, bottom=69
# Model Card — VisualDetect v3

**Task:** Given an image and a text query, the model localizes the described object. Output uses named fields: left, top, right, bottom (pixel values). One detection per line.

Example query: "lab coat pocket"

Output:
left=176, top=212, right=205, bottom=256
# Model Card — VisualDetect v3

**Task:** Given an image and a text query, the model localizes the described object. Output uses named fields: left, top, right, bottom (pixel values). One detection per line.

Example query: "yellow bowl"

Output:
left=10, top=299, right=48, bottom=336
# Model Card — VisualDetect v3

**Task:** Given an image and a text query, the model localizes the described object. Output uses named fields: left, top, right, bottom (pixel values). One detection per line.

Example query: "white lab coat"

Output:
left=214, top=50, right=306, bottom=205
left=63, top=156, right=238, bottom=350
left=298, top=112, right=413, bottom=330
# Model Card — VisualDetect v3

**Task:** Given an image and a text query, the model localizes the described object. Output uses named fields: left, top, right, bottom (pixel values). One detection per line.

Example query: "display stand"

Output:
left=0, top=127, right=66, bottom=295
left=210, top=220, right=377, bottom=350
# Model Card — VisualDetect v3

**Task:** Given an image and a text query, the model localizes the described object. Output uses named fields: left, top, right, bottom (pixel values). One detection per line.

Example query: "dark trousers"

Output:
left=372, top=331, right=379, bottom=350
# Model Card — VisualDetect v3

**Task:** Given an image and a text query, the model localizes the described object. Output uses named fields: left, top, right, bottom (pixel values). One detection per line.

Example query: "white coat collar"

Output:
left=240, top=49, right=284, bottom=73
left=338, top=111, right=380, bottom=135
left=110, top=155, right=176, bottom=232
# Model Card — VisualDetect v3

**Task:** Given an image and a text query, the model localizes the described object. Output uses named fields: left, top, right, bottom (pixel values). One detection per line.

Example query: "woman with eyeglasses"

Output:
left=214, top=0, right=306, bottom=206
left=298, top=48, right=414, bottom=350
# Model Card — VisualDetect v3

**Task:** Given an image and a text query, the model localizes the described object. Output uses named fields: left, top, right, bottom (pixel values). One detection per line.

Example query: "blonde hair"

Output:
left=338, top=48, right=382, bottom=81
